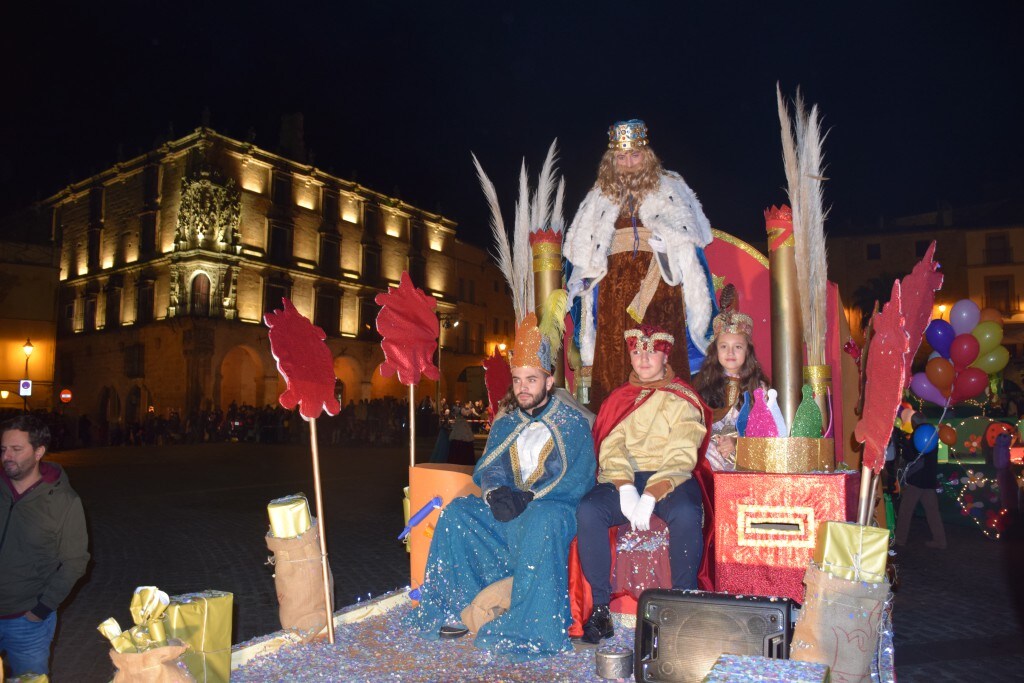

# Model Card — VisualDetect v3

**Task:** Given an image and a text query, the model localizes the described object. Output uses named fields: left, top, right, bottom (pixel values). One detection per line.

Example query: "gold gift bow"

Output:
left=98, top=586, right=170, bottom=653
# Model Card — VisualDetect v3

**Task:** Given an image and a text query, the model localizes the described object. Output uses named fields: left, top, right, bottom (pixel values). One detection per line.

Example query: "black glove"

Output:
left=486, top=486, right=535, bottom=522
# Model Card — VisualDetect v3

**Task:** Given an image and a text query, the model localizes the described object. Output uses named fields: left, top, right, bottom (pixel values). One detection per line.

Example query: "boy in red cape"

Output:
left=572, top=324, right=714, bottom=644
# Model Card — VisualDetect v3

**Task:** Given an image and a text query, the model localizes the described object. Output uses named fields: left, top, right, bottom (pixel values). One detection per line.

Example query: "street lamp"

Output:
left=22, top=338, right=33, bottom=412
left=437, top=314, right=460, bottom=413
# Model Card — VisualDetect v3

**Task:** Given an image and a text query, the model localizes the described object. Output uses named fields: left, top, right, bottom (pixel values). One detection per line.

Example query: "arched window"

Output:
left=191, top=273, right=211, bottom=316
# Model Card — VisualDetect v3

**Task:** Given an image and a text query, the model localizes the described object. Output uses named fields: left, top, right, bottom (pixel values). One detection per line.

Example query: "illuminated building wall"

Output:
left=12, top=127, right=513, bottom=426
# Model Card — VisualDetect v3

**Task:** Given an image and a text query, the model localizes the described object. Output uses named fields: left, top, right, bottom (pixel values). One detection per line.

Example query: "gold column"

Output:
left=765, top=206, right=802, bottom=431
left=530, top=230, right=565, bottom=387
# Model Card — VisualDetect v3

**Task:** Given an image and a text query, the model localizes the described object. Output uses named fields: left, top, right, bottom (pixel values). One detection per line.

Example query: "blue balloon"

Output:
left=913, top=424, right=939, bottom=453
left=925, top=319, right=955, bottom=359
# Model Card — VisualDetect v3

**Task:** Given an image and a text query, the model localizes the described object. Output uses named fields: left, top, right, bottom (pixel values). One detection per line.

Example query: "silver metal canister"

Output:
left=595, top=645, right=634, bottom=680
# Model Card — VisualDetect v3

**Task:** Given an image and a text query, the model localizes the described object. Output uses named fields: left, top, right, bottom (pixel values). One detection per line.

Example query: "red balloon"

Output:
left=938, top=423, right=957, bottom=446
left=925, top=357, right=955, bottom=392
left=951, top=367, right=987, bottom=402
left=949, top=333, right=980, bottom=371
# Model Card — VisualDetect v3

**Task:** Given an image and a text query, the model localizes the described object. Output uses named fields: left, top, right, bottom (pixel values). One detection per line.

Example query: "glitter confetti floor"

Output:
left=232, top=603, right=637, bottom=683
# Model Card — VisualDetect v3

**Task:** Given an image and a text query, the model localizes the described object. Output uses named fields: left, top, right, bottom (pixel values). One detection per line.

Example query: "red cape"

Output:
left=567, top=377, right=716, bottom=637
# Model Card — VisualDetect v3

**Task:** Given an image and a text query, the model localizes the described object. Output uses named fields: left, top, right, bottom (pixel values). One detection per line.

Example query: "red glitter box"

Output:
left=713, top=470, right=859, bottom=603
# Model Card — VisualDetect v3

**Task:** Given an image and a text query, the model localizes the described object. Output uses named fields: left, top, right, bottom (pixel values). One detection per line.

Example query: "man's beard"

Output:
left=613, top=167, right=659, bottom=204
left=517, top=387, right=549, bottom=412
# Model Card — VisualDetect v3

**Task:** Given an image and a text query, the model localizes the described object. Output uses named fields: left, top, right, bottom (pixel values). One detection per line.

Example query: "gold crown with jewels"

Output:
left=608, top=119, right=649, bottom=150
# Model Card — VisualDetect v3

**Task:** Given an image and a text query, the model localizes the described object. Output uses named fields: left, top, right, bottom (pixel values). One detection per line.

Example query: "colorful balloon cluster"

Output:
left=913, top=300, right=1008, bottom=406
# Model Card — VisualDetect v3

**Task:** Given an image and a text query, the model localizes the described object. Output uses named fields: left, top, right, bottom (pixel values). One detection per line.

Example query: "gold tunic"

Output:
left=597, top=390, right=706, bottom=500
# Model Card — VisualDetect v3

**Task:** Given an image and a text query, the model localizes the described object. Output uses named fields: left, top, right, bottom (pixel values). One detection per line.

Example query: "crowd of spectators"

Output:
left=3, top=396, right=491, bottom=451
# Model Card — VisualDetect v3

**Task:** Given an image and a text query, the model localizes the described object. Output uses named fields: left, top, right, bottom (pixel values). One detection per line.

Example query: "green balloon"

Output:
left=973, top=345, right=1010, bottom=374
left=971, top=321, right=1004, bottom=355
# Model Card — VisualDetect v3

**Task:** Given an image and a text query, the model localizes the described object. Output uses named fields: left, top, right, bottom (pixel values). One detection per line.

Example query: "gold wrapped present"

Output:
left=736, top=437, right=835, bottom=473
left=98, top=586, right=170, bottom=653
left=267, top=493, right=312, bottom=539
left=165, top=590, right=233, bottom=683
left=813, top=521, right=888, bottom=583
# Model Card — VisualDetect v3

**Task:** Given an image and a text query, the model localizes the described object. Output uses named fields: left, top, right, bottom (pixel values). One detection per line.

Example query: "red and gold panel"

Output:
left=714, top=470, right=859, bottom=603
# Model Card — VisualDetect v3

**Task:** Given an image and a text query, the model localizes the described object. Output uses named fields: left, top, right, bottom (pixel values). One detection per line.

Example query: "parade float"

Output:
left=96, top=88, right=995, bottom=683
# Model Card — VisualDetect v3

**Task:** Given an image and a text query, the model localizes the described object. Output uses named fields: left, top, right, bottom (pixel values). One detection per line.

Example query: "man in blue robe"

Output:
left=406, top=314, right=596, bottom=660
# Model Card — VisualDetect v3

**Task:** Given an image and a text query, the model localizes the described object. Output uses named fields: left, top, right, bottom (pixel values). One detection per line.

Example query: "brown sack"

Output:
left=791, top=562, right=889, bottom=683
left=460, top=576, right=513, bottom=633
left=110, top=641, right=194, bottom=682
left=266, top=519, right=335, bottom=641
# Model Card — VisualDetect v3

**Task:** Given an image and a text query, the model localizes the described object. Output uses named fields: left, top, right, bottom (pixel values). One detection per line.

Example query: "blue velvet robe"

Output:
left=405, top=394, right=596, bottom=660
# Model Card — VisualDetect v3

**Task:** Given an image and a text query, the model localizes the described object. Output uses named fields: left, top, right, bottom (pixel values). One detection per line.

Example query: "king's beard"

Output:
left=596, top=150, right=664, bottom=206
left=612, top=168, right=660, bottom=205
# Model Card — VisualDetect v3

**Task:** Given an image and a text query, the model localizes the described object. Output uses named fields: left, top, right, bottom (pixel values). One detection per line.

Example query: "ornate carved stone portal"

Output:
left=175, top=169, right=241, bottom=252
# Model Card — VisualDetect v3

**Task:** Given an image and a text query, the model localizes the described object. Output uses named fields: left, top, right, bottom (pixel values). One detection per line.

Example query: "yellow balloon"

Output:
left=971, top=321, right=1004, bottom=355
left=900, top=419, right=915, bottom=434
left=972, top=345, right=1010, bottom=374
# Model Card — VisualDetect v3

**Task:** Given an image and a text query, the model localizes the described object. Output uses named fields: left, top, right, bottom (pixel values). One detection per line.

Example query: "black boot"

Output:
left=439, top=624, right=470, bottom=639
left=581, top=604, right=614, bottom=644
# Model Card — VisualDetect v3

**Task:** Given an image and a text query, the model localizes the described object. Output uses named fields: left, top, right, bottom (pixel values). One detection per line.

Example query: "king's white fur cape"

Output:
left=564, top=171, right=714, bottom=365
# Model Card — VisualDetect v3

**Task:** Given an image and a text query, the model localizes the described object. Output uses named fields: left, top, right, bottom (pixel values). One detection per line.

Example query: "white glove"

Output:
left=566, top=277, right=585, bottom=302
left=630, top=494, right=657, bottom=532
left=647, top=234, right=668, bottom=254
left=618, top=484, right=640, bottom=520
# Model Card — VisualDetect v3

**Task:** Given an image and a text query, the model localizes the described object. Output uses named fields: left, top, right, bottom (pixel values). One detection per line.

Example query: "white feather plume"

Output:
left=471, top=152, right=524, bottom=321
left=777, top=85, right=831, bottom=366
left=514, top=160, right=534, bottom=317
left=552, top=177, right=566, bottom=234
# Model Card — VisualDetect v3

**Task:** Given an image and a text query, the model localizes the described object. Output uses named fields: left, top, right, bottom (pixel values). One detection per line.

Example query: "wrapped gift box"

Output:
left=703, top=654, right=831, bottom=682
left=267, top=493, right=311, bottom=539
left=165, top=590, right=233, bottom=683
left=714, top=471, right=859, bottom=603
left=813, top=521, right=888, bottom=584
left=736, top=437, right=835, bottom=473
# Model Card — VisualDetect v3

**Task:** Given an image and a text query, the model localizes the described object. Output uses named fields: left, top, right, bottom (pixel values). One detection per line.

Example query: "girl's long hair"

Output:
left=691, top=339, right=770, bottom=409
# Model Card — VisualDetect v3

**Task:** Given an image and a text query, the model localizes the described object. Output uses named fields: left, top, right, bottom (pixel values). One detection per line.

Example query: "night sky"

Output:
left=2, top=1, right=1021, bottom=249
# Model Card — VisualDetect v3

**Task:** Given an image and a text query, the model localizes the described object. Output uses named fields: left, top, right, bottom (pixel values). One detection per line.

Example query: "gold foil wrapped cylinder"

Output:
left=268, top=493, right=312, bottom=539
left=98, top=617, right=138, bottom=654
left=813, top=521, right=888, bottom=584
left=735, top=437, right=835, bottom=473
left=165, top=590, right=233, bottom=683
left=765, top=206, right=803, bottom=430
left=99, top=586, right=171, bottom=654
left=530, top=228, right=565, bottom=387
left=803, top=364, right=832, bottom=436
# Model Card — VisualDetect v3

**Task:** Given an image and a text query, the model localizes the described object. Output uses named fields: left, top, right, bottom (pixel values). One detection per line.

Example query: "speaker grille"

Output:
left=636, top=591, right=793, bottom=683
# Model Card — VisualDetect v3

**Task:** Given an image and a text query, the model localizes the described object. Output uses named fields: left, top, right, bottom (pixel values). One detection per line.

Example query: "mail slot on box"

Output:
left=714, top=470, right=859, bottom=603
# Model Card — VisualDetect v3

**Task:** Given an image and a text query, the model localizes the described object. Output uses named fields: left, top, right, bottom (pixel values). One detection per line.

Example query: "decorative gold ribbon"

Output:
left=98, top=586, right=170, bottom=653
left=610, top=227, right=659, bottom=324
left=531, top=242, right=562, bottom=273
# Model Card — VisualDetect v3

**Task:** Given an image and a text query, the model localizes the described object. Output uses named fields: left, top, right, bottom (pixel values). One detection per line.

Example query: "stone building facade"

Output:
left=17, top=127, right=514, bottom=427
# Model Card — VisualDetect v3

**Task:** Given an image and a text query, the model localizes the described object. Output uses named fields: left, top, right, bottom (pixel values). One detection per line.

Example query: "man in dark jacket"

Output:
left=0, top=415, right=89, bottom=676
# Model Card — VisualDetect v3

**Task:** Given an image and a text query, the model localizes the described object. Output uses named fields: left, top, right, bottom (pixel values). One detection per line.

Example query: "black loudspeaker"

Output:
left=634, top=589, right=796, bottom=683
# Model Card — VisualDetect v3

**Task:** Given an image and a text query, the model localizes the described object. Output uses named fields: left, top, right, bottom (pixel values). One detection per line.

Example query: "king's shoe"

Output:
left=581, top=604, right=614, bottom=644
left=439, top=624, right=470, bottom=639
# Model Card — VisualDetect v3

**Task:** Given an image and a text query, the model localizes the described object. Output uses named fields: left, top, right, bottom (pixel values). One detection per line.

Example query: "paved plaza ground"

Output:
left=32, top=442, right=1024, bottom=681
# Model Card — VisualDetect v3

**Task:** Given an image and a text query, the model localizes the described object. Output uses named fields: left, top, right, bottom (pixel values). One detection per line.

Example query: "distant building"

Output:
left=0, top=241, right=59, bottom=411
left=2, top=127, right=514, bottom=428
left=829, top=198, right=1024, bottom=380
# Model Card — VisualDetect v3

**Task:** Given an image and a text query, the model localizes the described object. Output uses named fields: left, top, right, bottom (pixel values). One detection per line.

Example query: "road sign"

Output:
left=60, top=388, right=73, bottom=404
left=19, top=379, right=32, bottom=397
